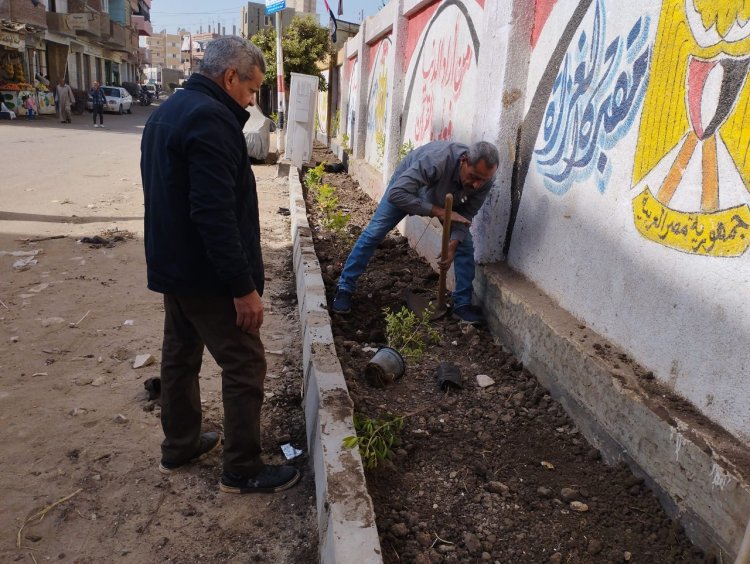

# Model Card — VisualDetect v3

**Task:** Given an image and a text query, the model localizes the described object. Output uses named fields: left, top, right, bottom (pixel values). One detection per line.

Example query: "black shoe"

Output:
left=452, top=304, right=485, bottom=325
left=220, top=464, right=301, bottom=494
left=159, top=432, right=220, bottom=475
left=332, top=289, right=352, bottom=314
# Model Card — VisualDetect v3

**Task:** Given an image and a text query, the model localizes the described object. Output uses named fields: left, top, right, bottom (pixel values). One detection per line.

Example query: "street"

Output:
left=0, top=103, right=317, bottom=561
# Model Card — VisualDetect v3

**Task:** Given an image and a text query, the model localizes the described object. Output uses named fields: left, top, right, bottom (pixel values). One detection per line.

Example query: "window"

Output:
left=101, top=0, right=109, bottom=13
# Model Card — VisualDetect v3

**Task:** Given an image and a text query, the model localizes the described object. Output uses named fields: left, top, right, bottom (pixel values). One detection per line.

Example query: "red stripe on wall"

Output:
left=531, top=0, right=558, bottom=49
left=403, top=1, right=440, bottom=72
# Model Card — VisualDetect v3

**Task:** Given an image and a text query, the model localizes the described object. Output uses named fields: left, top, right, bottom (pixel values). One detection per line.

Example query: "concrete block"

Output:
left=475, top=263, right=750, bottom=560
left=276, top=159, right=292, bottom=178
left=288, top=167, right=383, bottom=564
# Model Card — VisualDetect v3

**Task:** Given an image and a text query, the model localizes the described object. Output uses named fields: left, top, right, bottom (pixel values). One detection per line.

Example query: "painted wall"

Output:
left=334, top=0, right=750, bottom=445
left=509, top=0, right=750, bottom=445
left=401, top=1, right=482, bottom=146
left=364, top=35, right=391, bottom=170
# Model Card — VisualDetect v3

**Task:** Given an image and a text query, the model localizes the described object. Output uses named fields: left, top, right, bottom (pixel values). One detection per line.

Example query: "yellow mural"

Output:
left=632, top=0, right=750, bottom=256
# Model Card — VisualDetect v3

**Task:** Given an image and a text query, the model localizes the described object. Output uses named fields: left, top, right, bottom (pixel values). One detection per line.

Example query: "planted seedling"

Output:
left=342, top=412, right=404, bottom=469
left=399, top=140, right=415, bottom=162
left=304, top=162, right=326, bottom=189
left=384, top=305, right=440, bottom=362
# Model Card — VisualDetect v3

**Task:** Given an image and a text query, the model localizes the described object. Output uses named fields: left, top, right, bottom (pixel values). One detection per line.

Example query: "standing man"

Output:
left=55, top=78, right=74, bottom=124
left=140, top=37, right=300, bottom=494
left=332, top=141, right=499, bottom=325
left=90, top=81, right=106, bottom=128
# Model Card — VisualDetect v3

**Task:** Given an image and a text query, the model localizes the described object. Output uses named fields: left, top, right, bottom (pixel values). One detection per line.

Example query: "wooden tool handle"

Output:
left=437, top=193, right=453, bottom=310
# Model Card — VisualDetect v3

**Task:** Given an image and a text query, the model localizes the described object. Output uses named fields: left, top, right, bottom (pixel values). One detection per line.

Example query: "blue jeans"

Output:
left=337, top=195, right=476, bottom=308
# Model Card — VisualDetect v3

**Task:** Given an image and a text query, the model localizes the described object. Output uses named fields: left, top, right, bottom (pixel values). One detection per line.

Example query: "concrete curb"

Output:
left=288, top=168, right=383, bottom=564
left=476, top=263, right=750, bottom=560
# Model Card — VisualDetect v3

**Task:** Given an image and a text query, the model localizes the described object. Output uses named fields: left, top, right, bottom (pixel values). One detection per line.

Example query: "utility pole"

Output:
left=326, top=40, right=335, bottom=143
left=275, top=10, right=285, bottom=153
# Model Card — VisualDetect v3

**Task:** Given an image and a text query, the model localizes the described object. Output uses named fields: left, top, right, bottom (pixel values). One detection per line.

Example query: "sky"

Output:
left=149, top=0, right=381, bottom=35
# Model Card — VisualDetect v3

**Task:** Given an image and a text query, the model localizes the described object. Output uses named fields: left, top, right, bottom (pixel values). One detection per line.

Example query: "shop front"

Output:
left=0, top=30, right=31, bottom=116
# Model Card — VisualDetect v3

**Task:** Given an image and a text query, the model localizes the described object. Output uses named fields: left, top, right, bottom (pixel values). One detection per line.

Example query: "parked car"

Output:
left=86, top=86, right=133, bottom=114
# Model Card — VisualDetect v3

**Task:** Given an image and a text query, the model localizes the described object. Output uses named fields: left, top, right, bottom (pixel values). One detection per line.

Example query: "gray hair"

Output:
left=467, top=141, right=499, bottom=168
left=199, top=36, right=266, bottom=80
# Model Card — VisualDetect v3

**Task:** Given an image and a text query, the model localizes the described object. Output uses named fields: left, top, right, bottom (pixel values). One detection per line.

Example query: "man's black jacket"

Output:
left=140, top=73, right=264, bottom=298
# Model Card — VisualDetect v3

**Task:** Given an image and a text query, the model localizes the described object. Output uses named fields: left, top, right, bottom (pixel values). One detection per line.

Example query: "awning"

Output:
left=0, top=31, right=23, bottom=51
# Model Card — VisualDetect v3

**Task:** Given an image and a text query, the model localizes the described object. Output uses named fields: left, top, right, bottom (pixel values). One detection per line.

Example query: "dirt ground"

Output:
left=0, top=164, right=318, bottom=563
left=303, top=144, right=713, bottom=564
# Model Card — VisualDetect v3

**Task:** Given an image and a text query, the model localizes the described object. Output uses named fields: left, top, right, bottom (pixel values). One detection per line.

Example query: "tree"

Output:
left=251, top=15, right=330, bottom=91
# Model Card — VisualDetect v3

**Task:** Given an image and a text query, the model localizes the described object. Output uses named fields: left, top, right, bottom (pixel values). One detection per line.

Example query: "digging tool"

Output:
left=404, top=193, right=454, bottom=321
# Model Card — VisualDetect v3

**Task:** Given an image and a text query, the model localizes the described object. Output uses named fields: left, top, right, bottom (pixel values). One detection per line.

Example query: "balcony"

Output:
left=131, top=14, right=152, bottom=36
left=99, top=12, right=110, bottom=39
left=9, top=0, right=48, bottom=30
left=138, top=46, right=151, bottom=65
left=63, top=12, right=101, bottom=38
left=105, top=21, right=127, bottom=49
left=46, top=12, right=77, bottom=37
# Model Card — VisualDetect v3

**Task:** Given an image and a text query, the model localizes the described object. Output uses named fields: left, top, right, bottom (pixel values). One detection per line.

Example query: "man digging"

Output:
left=332, top=140, right=499, bottom=325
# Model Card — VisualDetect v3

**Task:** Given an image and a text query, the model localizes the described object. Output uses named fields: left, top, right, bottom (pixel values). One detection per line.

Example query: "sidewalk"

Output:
left=0, top=162, right=318, bottom=561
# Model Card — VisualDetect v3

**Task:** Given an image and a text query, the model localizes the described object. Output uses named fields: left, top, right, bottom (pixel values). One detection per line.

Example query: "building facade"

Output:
left=0, top=0, right=153, bottom=103
left=240, top=1, right=318, bottom=39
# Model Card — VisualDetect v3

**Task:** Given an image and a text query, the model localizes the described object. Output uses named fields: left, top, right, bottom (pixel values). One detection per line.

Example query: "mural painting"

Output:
left=345, top=57, right=359, bottom=148
left=631, top=0, right=750, bottom=257
left=365, top=37, right=391, bottom=169
left=316, top=71, right=328, bottom=136
left=533, top=0, right=651, bottom=194
left=401, top=0, right=481, bottom=146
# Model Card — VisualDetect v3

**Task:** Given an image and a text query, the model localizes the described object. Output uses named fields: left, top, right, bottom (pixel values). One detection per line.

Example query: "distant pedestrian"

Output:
left=90, top=81, right=106, bottom=128
left=55, top=78, right=74, bottom=124
left=23, top=95, right=36, bottom=120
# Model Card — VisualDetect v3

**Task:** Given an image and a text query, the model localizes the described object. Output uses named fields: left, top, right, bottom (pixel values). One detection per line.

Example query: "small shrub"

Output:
left=315, top=182, right=338, bottom=214
left=304, top=162, right=326, bottom=188
left=399, top=140, right=415, bottom=162
left=383, top=306, right=440, bottom=362
left=342, top=412, right=404, bottom=469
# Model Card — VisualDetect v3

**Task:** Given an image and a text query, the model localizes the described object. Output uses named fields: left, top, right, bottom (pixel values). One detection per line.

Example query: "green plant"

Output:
left=270, top=111, right=278, bottom=125
left=399, top=140, right=415, bottom=162
left=324, top=210, right=351, bottom=234
left=383, top=306, right=440, bottom=361
left=315, top=183, right=351, bottom=237
left=251, top=15, right=330, bottom=91
left=341, top=133, right=350, bottom=153
left=315, top=182, right=338, bottom=213
left=304, top=162, right=326, bottom=188
left=342, top=412, right=404, bottom=469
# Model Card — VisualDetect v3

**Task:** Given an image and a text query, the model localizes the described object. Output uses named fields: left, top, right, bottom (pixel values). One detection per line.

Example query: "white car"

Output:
left=86, top=86, right=133, bottom=114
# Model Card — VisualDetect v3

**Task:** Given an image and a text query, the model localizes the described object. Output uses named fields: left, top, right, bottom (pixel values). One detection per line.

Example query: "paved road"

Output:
left=1, top=100, right=157, bottom=240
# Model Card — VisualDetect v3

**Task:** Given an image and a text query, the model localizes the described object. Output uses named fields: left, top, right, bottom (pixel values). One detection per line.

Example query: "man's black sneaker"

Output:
left=332, top=289, right=352, bottom=314
left=159, top=432, right=221, bottom=475
left=220, top=465, right=301, bottom=494
left=452, top=304, right=485, bottom=325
